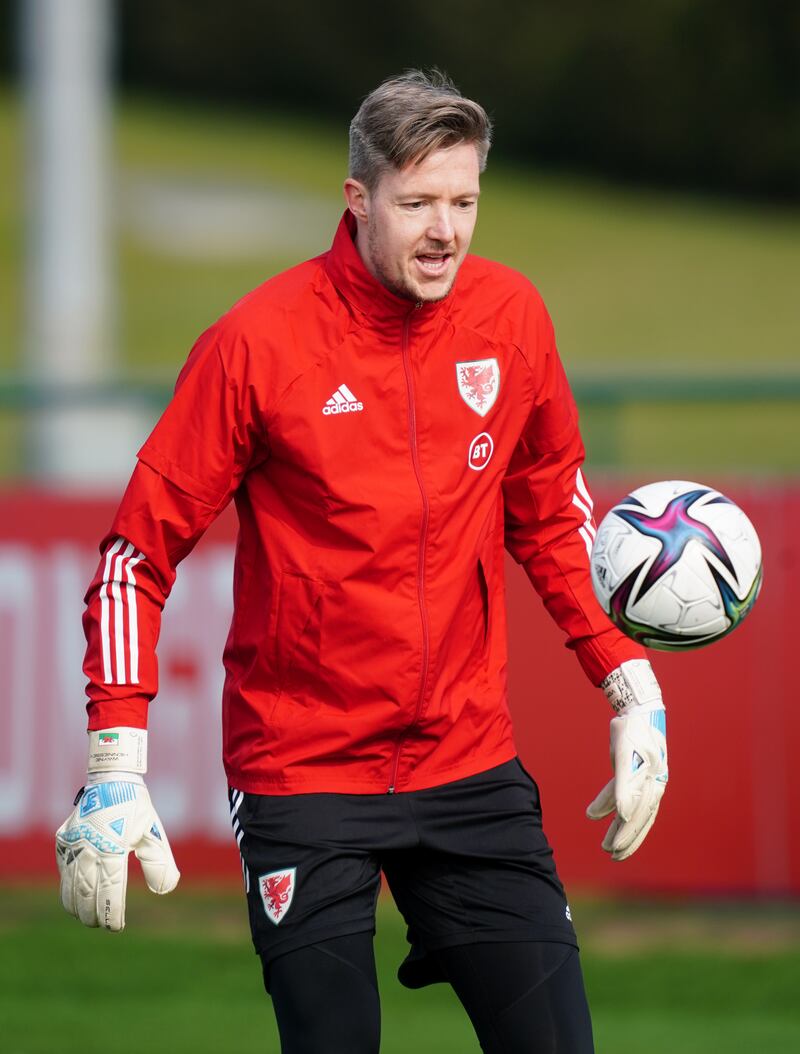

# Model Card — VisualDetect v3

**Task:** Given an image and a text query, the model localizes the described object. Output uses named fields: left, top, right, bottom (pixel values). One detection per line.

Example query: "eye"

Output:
left=403, top=201, right=425, bottom=210
left=456, top=199, right=476, bottom=210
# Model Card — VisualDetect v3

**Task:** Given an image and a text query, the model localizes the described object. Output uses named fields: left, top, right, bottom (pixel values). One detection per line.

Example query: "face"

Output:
left=344, top=142, right=481, bottom=303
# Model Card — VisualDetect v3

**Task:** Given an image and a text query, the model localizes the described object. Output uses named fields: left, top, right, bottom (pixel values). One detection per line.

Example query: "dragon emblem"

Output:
left=456, top=358, right=500, bottom=417
left=259, top=867, right=296, bottom=924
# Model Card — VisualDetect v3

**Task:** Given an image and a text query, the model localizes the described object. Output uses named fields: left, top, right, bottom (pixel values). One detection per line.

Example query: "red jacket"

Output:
left=83, top=212, right=643, bottom=794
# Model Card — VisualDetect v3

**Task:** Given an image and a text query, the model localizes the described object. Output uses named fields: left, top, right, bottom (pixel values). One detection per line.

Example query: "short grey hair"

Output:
left=349, top=69, right=492, bottom=190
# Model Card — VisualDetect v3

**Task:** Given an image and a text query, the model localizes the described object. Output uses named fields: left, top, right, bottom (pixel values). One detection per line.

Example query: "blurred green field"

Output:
left=1, top=88, right=798, bottom=478
left=2, top=885, right=799, bottom=1053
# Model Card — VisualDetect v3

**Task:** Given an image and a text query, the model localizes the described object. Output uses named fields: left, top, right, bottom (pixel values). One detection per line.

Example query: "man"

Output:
left=56, top=71, right=668, bottom=1053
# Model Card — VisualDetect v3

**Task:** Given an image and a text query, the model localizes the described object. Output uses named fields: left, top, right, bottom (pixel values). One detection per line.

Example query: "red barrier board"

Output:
left=1, top=482, right=796, bottom=894
left=507, top=481, right=798, bottom=896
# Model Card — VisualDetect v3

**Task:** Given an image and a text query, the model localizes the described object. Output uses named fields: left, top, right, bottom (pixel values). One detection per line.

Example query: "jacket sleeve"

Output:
left=83, top=323, right=268, bottom=730
left=502, top=302, right=645, bottom=685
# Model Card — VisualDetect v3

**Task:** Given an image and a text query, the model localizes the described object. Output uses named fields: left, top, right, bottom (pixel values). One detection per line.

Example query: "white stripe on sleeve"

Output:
left=578, top=525, right=594, bottom=558
left=124, top=551, right=145, bottom=685
left=571, top=493, right=596, bottom=536
left=100, top=537, right=126, bottom=684
left=575, top=468, right=594, bottom=511
left=111, top=543, right=134, bottom=684
left=573, top=470, right=597, bottom=558
left=98, top=536, right=146, bottom=686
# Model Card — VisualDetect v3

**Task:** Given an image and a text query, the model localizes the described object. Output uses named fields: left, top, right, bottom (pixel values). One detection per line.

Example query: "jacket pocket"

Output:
left=477, top=551, right=490, bottom=645
left=477, top=524, right=501, bottom=646
left=270, top=572, right=325, bottom=725
left=458, top=530, right=495, bottom=687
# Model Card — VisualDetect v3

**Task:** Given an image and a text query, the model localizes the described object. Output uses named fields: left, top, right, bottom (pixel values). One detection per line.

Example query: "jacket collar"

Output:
left=324, top=210, right=454, bottom=328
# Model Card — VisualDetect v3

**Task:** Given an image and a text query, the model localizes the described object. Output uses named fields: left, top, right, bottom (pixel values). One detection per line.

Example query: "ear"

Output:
left=343, top=178, right=370, bottom=223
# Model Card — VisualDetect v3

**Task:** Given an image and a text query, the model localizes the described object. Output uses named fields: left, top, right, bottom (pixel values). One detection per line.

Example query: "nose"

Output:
left=426, top=207, right=454, bottom=245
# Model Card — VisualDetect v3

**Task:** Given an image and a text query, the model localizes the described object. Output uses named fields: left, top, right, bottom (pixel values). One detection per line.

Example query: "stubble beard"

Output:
left=367, top=222, right=457, bottom=304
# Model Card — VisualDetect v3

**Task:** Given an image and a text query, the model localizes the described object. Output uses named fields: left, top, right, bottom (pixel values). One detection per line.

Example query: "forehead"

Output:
left=379, top=142, right=481, bottom=197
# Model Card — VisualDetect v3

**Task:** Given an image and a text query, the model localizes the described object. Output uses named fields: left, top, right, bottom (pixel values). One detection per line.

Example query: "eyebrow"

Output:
left=395, top=189, right=481, bottom=200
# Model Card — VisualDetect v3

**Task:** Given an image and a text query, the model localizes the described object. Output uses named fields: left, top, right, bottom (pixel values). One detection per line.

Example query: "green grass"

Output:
left=476, top=165, right=800, bottom=375
left=2, top=886, right=799, bottom=1053
left=1, top=87, right=799, bottom=477
left=112, top=96, right=800, bottom=383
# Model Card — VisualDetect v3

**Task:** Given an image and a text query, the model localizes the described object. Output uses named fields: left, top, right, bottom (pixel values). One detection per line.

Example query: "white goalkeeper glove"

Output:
left=55, top=727, right=180, bottom=931
left=586, top=660, right=668, bottom=862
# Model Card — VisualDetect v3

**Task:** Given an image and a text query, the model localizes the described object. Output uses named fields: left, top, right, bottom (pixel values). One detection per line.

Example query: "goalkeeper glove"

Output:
left=586, top=659, right=668, bottom=862
left=55, top=727, right=180, bottom=931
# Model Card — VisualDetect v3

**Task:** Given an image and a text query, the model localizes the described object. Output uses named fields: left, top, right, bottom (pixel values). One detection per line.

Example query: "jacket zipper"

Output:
left=388, top=308, right=430, bottom=793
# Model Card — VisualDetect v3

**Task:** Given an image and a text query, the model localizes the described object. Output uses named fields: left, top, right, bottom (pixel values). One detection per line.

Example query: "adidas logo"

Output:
left=322, top=384, right=364, bottom=415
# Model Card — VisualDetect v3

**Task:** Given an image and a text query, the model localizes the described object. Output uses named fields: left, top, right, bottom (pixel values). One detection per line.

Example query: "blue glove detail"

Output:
left=79, top=781, right=138, bottom=818
left=58, top=823, right=125, bottom=855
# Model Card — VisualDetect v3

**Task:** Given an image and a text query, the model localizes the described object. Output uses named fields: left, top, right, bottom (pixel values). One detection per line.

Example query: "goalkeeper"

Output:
left=57, top=70, right=667, bottom=1054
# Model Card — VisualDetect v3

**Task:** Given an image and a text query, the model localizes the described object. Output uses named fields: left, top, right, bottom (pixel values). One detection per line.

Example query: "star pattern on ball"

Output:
left=614, top=489, right=737, bottom=604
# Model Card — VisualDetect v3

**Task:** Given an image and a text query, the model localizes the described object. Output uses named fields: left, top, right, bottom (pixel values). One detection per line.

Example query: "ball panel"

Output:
left=682, top=494, right=762, bottom=602
left=590, top=517, right=660, bottom=614
left=591, top=480, right=762, bottom=652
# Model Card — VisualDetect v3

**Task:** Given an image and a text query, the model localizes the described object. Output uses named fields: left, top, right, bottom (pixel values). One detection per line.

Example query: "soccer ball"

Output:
left=590, top=481, right=762, bottom=650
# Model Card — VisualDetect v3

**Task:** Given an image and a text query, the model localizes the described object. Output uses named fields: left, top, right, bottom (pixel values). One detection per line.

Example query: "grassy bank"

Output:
left=2, top=885, right=798, bottom=1053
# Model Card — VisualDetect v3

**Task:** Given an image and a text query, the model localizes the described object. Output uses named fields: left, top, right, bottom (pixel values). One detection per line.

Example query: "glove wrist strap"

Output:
left=601, top=659, right=663, bottom=715
left=86, top=770, right=145, bottom=786
left=88, top=727, right=147, bottom=774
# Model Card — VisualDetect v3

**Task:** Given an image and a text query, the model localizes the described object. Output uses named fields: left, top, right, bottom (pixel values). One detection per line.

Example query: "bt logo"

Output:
left=468, top=432, right=494, bottom=471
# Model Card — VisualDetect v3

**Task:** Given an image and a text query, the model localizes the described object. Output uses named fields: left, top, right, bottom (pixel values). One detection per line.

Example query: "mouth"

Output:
left=414, top=252, right=453, bottom=279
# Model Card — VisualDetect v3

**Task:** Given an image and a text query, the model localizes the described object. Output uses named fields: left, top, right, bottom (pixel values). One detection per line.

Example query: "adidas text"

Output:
left=323, top=384, right=364, bottom=415
left=323, top=401, right=364, bottom=415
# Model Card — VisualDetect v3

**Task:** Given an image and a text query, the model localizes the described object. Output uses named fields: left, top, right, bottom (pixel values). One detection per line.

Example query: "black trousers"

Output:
left=265, top=932, right=594, bottom=1053
left=232, top=759, right=594, bottom=1050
